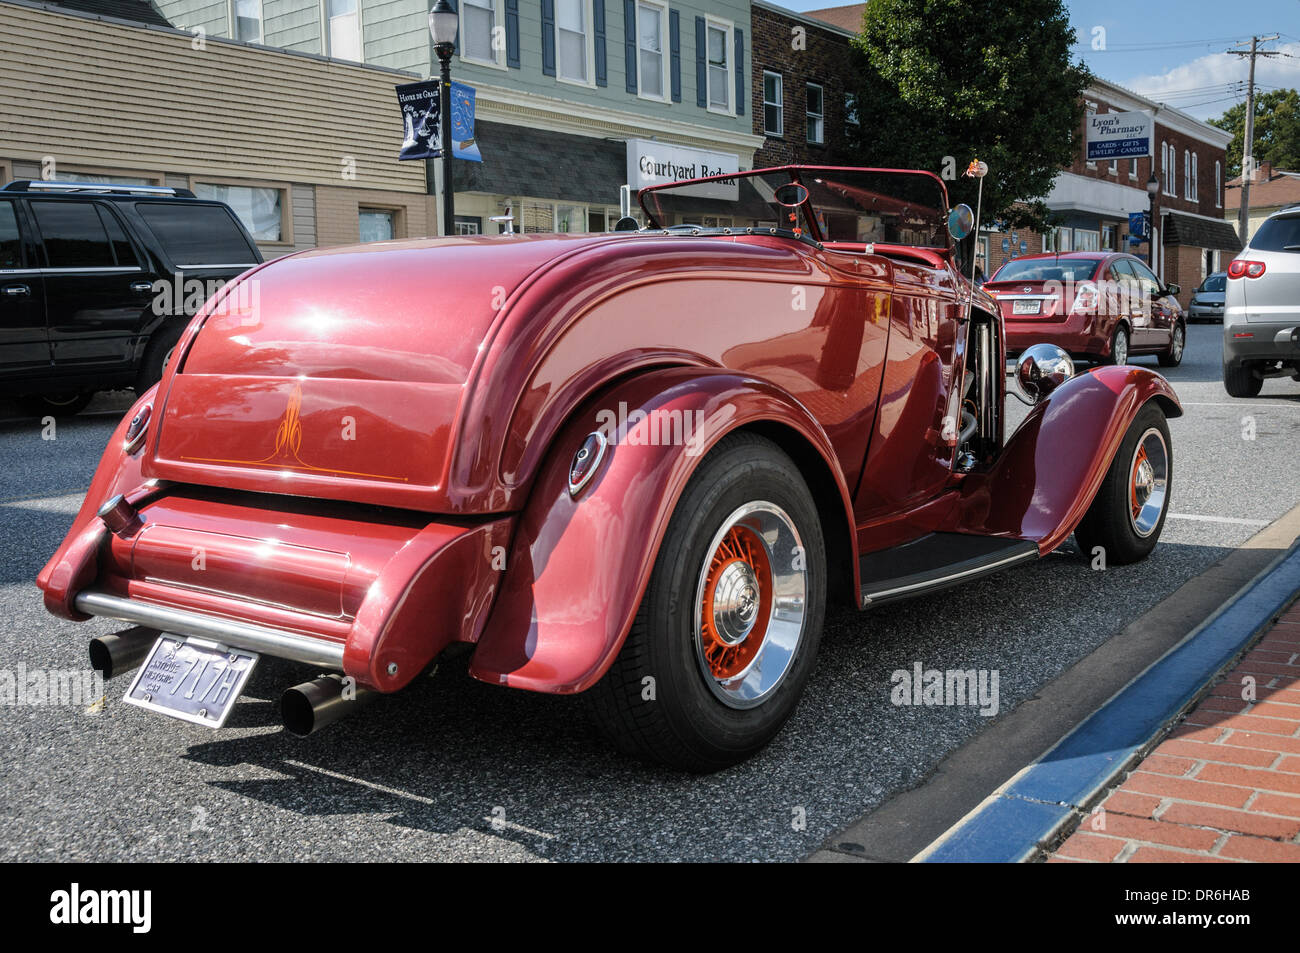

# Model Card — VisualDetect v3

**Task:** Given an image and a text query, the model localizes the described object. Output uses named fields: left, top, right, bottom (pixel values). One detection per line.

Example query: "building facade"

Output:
left=1, top=0, right=432, bottom=257
left=152, top=0, right=766, bottom=234
left=976, top=79, right=1239, bottom=309
left=750, top=1, right=857, bottom=168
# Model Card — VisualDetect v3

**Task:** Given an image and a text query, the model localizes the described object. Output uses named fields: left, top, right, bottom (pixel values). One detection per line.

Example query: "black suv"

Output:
left=0, top=180, right=262, bottom=416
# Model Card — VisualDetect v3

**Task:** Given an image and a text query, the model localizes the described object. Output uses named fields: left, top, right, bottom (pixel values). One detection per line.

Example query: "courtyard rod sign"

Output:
left=627, top=139, right=740, bottom=200
left=1086, top=109, right=1154, bottom=161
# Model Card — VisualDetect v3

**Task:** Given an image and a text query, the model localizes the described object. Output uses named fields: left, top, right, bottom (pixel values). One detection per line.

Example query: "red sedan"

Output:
left=985, top=251, right=1186, bottom=367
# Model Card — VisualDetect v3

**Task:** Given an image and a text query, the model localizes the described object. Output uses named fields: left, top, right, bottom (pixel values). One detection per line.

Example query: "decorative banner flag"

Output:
left=395, top=80, right=440, bottom=161
left=450, top=81, right=483, bottom=163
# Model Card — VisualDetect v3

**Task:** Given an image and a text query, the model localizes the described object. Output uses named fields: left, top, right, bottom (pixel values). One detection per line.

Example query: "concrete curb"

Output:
left=912, top=538, right=1300, bottom=863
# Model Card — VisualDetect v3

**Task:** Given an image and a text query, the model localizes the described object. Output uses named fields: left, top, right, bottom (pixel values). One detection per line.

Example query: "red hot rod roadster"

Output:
left=38, top=166, right=1179, bottom=770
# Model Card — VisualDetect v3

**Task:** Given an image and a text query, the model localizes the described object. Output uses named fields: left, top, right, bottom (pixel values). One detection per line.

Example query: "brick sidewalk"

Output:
left=1048, top=600, right=1300, bottom=863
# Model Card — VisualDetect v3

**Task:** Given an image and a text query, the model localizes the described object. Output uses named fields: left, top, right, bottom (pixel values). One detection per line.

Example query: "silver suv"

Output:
left=1223, top=205, right=1300, bottom=397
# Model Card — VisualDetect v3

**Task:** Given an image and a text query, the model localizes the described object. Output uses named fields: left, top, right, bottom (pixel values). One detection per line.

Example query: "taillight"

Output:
left=123, top=403, right=151, bottom=454
left=1227, top=260, right=1266, bottom=279
left=1070, top=282, right=1099, bottom=314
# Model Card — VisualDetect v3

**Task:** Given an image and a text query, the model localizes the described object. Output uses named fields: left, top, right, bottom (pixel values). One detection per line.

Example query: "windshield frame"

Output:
left=636, top=164, right=953, bottom=251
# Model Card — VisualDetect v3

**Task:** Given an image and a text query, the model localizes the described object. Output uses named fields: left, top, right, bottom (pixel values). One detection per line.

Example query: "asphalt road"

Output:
left=1, top=323, right=1297, bottom=862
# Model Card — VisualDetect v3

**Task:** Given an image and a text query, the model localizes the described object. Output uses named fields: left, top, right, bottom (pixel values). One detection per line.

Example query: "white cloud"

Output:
left=1124, top=42, right=1300, bottom=120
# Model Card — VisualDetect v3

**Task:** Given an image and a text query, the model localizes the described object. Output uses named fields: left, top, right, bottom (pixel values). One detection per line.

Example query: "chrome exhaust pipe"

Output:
left=281, top=674, right=374, bottom=737
left=88, top=626, right=157, bottom=680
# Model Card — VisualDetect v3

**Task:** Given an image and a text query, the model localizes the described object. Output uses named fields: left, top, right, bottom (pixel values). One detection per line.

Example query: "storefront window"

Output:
left=555, top=205, right=584, bottom=233
left=194, top=182, right=283, bottom=242
left=454, top=216, right=482, bottom=235
left=521, top=203, right=556, bottom=233
left=1074, top=229, right=1100, bottom=252
left=1101, top=224, right=1117, bottom=251
left=359, top=208, right=394, bottom=242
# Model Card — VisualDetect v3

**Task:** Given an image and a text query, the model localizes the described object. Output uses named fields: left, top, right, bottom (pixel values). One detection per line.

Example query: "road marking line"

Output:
left=282, top=759, right=436, bottom=805
left=1180, top=402, right=1298, bottom=409
left=1167, top=512, right=1270, bottom=527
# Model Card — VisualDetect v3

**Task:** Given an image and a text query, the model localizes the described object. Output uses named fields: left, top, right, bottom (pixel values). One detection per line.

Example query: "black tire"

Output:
left=1223, top=360, right=1263, bottom=398
left=584, top=432, right=827, bottom=771
left=1157, top=322, right=1185, bottom=368
left=1106, top=325, right=1130, bottom=366
left=1073, top=403, right=1172, bottom=566
left=18, top=392, right=92, bottom=418
left=136, top=321, right=185, bottom=392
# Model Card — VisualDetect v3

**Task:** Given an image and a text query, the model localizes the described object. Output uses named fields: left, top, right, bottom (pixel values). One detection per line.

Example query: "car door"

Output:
left=28, top=198, right=157, bottom=369
left=1128, top=259, right=1171, bottom=350
left=0, top=199, right=50, bottom=375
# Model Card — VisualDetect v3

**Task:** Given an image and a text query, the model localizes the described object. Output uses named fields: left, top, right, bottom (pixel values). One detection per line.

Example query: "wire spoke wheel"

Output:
left=693, top=501, right=807, bottom=709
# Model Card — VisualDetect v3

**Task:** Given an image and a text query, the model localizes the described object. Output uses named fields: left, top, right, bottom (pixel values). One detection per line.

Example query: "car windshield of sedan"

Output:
left=637, top=167, right=949, bottom=248
left=990, top=258, right=1101, bottom=283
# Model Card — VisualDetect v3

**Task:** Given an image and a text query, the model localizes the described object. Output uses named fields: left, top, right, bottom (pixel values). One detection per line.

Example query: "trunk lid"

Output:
left=145, top=234, right=600, bottom=511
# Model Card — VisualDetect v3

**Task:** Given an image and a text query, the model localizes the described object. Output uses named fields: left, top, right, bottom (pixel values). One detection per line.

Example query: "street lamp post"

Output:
left=1145, top=169, right=1159, bottom=270
left=428, top=1, right=458, bottom=237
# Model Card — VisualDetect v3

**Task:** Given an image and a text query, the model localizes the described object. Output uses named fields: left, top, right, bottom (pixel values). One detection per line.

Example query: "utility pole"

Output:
left=1229, top=35, right=1280, bottom=244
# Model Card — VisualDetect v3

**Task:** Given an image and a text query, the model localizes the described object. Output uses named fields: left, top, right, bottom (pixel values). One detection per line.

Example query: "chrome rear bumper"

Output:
left=73, top=590, right=345, bottom=669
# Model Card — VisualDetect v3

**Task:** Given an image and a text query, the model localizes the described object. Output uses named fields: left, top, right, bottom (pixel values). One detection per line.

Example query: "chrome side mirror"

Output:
left=1015, top=343, right=1075, bottom=403
left=947, top=204, right=974, bottom=241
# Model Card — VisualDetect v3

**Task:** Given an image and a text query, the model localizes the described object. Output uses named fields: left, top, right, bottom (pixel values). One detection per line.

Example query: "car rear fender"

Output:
left=37, top=386, right=159, bottom=620
left=468, top=367, right=857, bottom=694
left=955, top=366, right=1182, bottom=552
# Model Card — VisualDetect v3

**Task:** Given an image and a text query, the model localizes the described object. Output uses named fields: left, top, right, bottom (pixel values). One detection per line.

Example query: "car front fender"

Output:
left=468, top=367, right=856, bottom=694
left=956, top=365, right=1182, bottom=552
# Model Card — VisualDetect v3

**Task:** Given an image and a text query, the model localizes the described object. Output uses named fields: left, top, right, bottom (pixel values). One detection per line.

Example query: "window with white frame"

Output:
left=706, top=19, right=733, bottom=113
left=1109, top=159, right=1118, bottom=175
left=359, top=208, right=395, bottom=242
left=763, top=71, right=783, bottom=136
left=1074, top=228, right=1100, bottom=251
left=1216, top=160, right=1222, bottom=207
left=1191, top=152, right=1199, bottom=201
left=637, top=1, right=668, bottom=99
left=1184, top=149, right=1191, bottom=199
left=1129, top=158, right=1137, bottom=181
left=324, top=0, right=361, bottom=61
left=806, top=83, right=824, bottom=145
left=462, top=0, right=502, bottom=66
left=845, top=91, right=859, bottom=126
left=231, top=0, right=262, bottom=42
left=556, top=0, right=591, bottom=85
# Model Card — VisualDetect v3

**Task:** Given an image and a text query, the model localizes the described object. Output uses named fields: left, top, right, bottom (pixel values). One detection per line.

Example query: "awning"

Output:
left=451, top=120, right=627, bottom=206
left=1162, top=211, right=1242, bottom=252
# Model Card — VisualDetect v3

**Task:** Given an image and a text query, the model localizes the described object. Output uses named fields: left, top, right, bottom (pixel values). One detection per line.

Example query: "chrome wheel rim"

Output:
left=1129, top=427, right=1169, bottom=537
left=1171, top=325, right=1184, bottom=362
left=693, top=501, right=807, bottom=710
left=1114, top=329, right=1128, bottom=365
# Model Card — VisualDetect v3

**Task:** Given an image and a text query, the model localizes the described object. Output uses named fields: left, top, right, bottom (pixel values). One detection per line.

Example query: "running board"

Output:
left=859, top=533, right=1039, bottom=606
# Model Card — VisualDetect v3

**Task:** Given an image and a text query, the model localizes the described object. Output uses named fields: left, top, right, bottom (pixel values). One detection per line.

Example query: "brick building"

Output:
left=750, top=1, right=858, bottom=168
left=1013, top=77, right=1240, bottom=310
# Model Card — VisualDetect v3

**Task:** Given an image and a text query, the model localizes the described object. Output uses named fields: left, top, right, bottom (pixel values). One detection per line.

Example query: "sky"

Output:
left=777, top=0, right=1300, bottom=122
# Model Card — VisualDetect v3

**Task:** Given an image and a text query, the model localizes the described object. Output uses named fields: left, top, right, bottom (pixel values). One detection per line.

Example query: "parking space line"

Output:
left=1167, top=513, right=1270, bottom=527
left=282, top=759, right=435, bottom=806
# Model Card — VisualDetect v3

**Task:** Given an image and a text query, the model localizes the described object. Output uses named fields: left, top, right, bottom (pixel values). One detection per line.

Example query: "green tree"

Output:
left=844, top=0, right=1090, bottom=230
left=1209, top=89, right=1300, bottom=177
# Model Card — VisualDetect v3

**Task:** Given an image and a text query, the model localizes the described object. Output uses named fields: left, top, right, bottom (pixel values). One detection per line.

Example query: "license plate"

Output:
left=1012, top=299, right=1041, bottom=315
left=124, top=635, right=258, bottom=728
